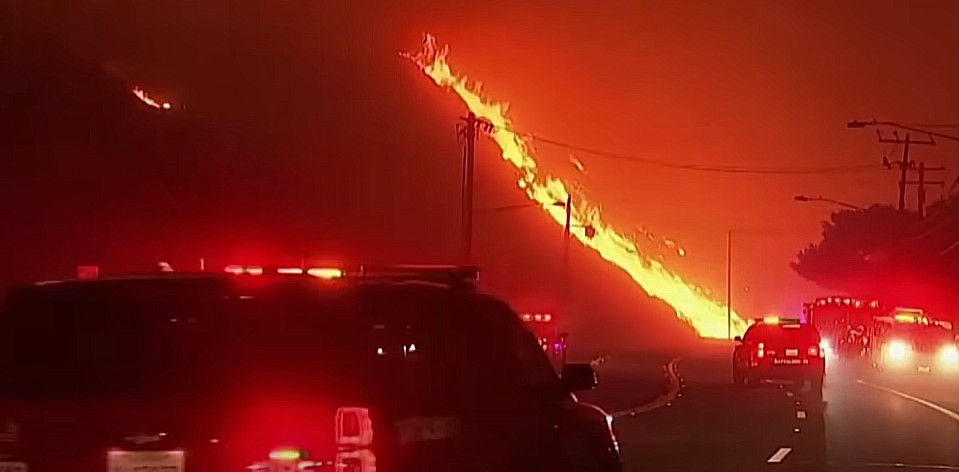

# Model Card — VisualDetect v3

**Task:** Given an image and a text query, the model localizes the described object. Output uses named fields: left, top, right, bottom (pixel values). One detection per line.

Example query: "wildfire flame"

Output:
left=132, top=87, right=172, bottom=110
left=405, top=35, right=748, bottom=338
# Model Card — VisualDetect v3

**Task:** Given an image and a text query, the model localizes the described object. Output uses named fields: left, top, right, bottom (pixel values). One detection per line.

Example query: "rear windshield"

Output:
left=0, top=282, right=373, bottom=399
left=745, top=324, right=820, bottom=343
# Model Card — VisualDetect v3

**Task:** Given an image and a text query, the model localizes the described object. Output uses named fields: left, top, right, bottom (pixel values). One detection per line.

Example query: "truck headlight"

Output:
left=886, top=340, right=911, bottom=362
left=939, top=345, right=959, bottom=364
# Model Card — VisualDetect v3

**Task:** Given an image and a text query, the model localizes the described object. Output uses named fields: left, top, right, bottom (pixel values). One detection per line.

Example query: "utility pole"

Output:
left=878, top=132, right=936, bottom=211
left=457, top=112, right=494, bottom=257
left=726, top=230, right=732, bottom=340
left=906, top=161, right=946, bottom=218
left=563, top=194, right=572, bottom=317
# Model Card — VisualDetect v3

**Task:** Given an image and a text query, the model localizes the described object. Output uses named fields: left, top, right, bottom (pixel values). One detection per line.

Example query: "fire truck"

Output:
left=803, top=296, right=884, bottom=360
left=868, top=308, right=959, bottom=375
left=519, top=311, right=568, bottom=366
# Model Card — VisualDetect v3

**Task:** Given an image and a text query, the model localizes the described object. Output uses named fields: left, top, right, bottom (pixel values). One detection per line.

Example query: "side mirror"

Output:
left=560, top=363, right=598, bottom=392
left=734, top=335, right=743, bottom=343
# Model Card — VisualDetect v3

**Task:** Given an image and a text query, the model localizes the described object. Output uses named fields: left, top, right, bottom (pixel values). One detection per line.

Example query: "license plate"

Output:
left=785, top=349, right=799, bottom=357
left=0, top=462, right=27, bottom=472
left=774, top=358, right=802, bottom=365
left=107, top=450, right=184, bottom=472
left=918, top=366, right=932, bottom=373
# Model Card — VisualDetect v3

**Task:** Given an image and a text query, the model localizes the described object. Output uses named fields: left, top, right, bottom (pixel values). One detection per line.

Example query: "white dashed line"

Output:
left=785, top=391, right=794, bottom=398
left=856, top=379, right=959, bottom=423
left=796, top=410, right=806, bottom=419
left=767, top=447, right=792, bottom=463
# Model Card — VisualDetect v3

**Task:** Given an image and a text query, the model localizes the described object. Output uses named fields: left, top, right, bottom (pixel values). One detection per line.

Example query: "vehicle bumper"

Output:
left=879, top=352, right=959, bottom=375
left=750, top=359, right=824, bottom=381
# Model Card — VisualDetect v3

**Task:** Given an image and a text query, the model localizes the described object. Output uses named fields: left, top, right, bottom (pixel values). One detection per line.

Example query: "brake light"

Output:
left=335, top=407, right=376, bottom=472
left=757, top=342, right=765, bottom=358
left=808, top=346, right=820, bottom=357
left=522, top=314, right=532, bottom=322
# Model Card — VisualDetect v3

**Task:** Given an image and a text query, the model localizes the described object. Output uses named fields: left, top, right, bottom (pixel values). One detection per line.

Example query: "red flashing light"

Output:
left=268, top=448, right=302, bottom=461
left=521, top=313, right=553, bottom=323
left=225, top=265, right=245, bottom=275
left=307, top=267, right=344, bottom=279
left=757, top=342, right=765, bottom=359
left=77, top=265, right=99, bottom=280
left=277, top=267, right=304, bottom=275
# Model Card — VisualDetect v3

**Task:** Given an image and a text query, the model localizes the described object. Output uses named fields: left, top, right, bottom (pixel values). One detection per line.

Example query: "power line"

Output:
left=511, top=131, right=882, bottom=175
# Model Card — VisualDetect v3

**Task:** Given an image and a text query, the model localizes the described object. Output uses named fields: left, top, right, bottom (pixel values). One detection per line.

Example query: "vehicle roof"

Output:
left=745, top=322, right=819, bottom=339
left=2, top=272, right=512, bottom=329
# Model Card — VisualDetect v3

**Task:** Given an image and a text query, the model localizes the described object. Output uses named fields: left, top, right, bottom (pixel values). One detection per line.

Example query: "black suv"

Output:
left=0, top=266, right=621, bottom=472
left=733, top=318, right=825, bottom=391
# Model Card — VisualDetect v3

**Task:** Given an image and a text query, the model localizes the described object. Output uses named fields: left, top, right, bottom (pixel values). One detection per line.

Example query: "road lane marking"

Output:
left=785, top=391, right=794, bottom=398
left=852, top=463, right=959, bottom=471
left=612, top=357, right=683, bottom=418
left=796, top=410, right=806, bottom=419
left=856, top=379, right=959, bottom=423
left=767, top=447, right=792, bottom=463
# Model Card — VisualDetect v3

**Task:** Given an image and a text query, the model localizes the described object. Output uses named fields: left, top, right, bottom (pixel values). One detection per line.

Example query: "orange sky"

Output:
left=389, top=0, right=959, bottom=317
left=16, top=0, right=959, bottom=321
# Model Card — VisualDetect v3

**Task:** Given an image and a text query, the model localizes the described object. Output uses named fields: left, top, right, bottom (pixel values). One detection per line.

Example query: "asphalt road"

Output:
left=584, top=342, right=959, bottom=472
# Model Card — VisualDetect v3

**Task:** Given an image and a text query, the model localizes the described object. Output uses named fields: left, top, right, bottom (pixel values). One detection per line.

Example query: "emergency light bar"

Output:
left=813, top=296, right=880, bottom=309
left=755, top=316, right=801, bottom=325
left=224, top=265, right=343, bottom=279
left=222, top=263, right=477, bottom=287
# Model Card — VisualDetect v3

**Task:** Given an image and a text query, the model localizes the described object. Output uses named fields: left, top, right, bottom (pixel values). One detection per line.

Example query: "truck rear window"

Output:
left=0, top=284, right=374, bottom=399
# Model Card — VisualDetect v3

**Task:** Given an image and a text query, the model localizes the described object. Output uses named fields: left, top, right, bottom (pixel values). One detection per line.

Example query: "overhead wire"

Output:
left=506, top=130, right=883, bottom=175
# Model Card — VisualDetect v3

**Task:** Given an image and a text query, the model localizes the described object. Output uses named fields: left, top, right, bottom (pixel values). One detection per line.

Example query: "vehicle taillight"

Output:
left=757, top=342, right=765, bottom=358
left=335, top=407, right=376, bottom=472
left=808, top=346, right=820, bottom=357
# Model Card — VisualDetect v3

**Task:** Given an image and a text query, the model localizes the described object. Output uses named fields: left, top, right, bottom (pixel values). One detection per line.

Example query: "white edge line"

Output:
left=856, top=379, right=959, bottom=422
left=767, top=447, right=792, bottom=463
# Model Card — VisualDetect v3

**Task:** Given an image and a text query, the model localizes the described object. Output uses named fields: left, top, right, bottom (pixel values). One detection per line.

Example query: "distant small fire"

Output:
left=132, top=87, right=172, bottom=110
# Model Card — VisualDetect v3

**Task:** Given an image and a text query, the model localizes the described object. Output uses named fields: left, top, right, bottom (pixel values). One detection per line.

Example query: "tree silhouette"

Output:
left=791, top=204, right=922, bottom=295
